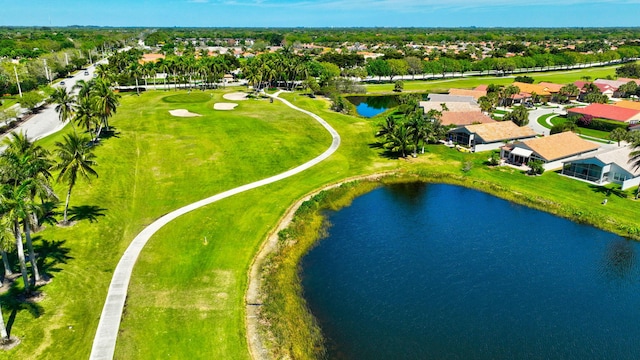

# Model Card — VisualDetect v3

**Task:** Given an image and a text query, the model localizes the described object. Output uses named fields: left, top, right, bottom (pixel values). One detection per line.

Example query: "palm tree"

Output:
left=0, top=183, right=30, bottom=292
left=0, top=301, right=8, bottom=342
left=73, top=79, right=93, bottom=100
left=610, top=128, right=628, bottom=147
left=74, top=96, right=97, bottom=136
left=0, top=216, right=14, bottom=280
left=54, top=133, right=98, bottom=224
left=127, top=63, right=143, bottom=96
left=50, top=87, right=76, bottom=124
left=91, top=79, right=120, bottom=139
left=1, top=132, right=55, bottom=284
left=407, top=113, right=428, bottom=157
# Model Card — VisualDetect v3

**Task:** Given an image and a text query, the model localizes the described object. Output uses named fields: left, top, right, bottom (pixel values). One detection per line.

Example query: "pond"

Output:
left=347, top=95, right=400, bottom=117
left=301, top=183, right=640, bottom=359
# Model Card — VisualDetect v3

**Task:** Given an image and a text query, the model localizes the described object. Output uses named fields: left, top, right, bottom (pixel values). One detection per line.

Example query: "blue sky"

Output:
left=2, top=0, right=640, bottom=27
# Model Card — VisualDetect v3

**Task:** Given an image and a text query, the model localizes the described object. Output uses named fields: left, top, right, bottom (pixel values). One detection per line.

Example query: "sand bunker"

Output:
left=169, top=109, right=202, bottom=117
left=214, top=103, right=238, bottom=110
left=223, top=92, right=249, bottom=101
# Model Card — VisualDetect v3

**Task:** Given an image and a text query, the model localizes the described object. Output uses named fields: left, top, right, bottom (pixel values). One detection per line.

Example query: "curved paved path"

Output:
left=89, top=91, right=341, bottom=360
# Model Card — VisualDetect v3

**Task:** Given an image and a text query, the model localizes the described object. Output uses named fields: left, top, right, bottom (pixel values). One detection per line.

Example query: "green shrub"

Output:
left=528, top=159, right=545, bottom=175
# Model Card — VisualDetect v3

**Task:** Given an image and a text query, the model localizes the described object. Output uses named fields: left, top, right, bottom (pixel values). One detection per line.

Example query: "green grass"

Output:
left=161, top=92, right=212, bottom=103
left=548, top=116, right=611, bottom=139
left=364, top=65, right=620, bottom=94
left=0, top=96, right=18, bottom=110
left=3, top=84, right=640, bottom=360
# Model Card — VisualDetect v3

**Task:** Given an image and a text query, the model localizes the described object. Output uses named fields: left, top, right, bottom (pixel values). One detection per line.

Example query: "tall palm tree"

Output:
left=0, top=183, right=31, bottom=292
left=127, top=63, right=143, bottom=96
left=0, top=301, right=8, bottom=341
left=50, top=87, right=76, bottom=125
left=54, top=133, right=98, bottom=224
left=73, top=96, right=97, bottom=136
left=73, top=79, right=94, bottom=100
left=0, top=216, right=14, bottom=280
left=91, top=79, right=120, bottom=139
left=1, top=132, right=55, bottom=284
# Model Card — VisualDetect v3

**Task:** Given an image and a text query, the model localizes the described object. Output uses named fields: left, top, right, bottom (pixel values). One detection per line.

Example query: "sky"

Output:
left=2, top=0, right=640, bottom=28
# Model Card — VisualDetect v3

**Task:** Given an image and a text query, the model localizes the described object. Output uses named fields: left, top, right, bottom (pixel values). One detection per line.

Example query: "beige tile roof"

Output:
left=537, top=82, right=564, bottom=92
left=519, top=132, right=599, bottom=162
left=614, top=100, right=640, bottom=111
left=448, top=88, right=487, bottom=100
left=512, top=82, right=552, bottom=96
left=465, top=121, right=537, bottom=143
left=420, top=101, right=480, bottom=113
left=441, top=111, right=495, bottom=126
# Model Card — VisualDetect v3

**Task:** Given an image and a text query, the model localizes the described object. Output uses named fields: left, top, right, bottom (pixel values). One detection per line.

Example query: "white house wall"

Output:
left=622, top=177, right=640, bottom=190
left=474, top=143, right=505, bottom=152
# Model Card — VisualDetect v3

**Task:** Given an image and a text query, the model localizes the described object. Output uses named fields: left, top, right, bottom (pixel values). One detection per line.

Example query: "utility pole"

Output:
left=43, top=59, right=50, bottom=84
left=13, top=66, right=22, bottom=98
left=65, top=53, right=69, bottom=66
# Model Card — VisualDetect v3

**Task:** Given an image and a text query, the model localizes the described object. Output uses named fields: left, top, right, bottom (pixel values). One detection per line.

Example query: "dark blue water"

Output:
left=301, top=183, right=640, bottom=360
left=347, top=95, right=400, bottom=117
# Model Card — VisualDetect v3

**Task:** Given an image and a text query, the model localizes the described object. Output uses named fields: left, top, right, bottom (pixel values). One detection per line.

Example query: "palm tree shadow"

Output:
left=99, top=127, right=121, bottom=140
left=588, top=185, right=628, bottom=199
left=67, top=205, right=107, bottom=223
left=33, top=238, right=73, bottom=280
left=368, top=142, right=398, bottom=159
left=0, top=286, right=45, bottom=337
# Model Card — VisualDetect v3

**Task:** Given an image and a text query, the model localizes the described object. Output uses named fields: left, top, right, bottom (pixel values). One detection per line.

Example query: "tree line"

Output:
left=0, top=77, right=120, bottom=346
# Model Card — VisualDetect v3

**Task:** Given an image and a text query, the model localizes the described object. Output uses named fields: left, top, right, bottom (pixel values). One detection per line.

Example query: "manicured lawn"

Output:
left=3, top=85, right=640, bottom=360
left=0, top=96, right=18, bottom=110
left=365, top=65, right=620, bottom=94
left=548, top=116, right=611, bottom=139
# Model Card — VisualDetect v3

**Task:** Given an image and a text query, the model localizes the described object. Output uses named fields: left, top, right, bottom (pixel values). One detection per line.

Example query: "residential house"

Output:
left=448, top=88, right=487, bottom=100
left=427, top=94, right=478, bottom=105
left=440, top=111, right=495, bottom=127
left=574, top=81, right=617, bottom=98
left=567, top=103, right=640, bottom=124
left=139, top=53, right=165, bottom=64
left=448, top=121, right=537, bottom=152
left=614, top=100, right=640, bottom=112
left=501, top=132, right=599, bottom=170
left=561, top=145, right=640, bottom=190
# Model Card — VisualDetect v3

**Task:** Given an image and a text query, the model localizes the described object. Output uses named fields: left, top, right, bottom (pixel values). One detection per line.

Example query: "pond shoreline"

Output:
left=247, top=169, right=640, bottom=359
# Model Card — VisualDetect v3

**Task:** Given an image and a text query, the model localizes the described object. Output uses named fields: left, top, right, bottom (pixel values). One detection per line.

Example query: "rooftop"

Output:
left=464, top=121, right=537, bottom=143
left=519, top=132, right=599, bottom=162
left=568, top=103, right=640, bottom=122
left=440, top=111, right=495, bottom=127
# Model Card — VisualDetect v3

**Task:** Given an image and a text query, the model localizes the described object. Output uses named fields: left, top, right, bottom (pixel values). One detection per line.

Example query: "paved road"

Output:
left=3, top=60, right=106, bottom=142
left=89, top=91, right=341, bottom=360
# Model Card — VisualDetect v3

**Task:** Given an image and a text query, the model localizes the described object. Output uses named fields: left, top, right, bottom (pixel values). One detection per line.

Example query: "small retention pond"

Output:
left=301, top=183, right=640, bottom=359
left=347, top=95, right=401, bottom=117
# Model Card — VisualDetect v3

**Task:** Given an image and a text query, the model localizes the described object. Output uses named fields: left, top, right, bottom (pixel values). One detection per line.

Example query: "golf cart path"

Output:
left=89, top=91, right=341, bottom=360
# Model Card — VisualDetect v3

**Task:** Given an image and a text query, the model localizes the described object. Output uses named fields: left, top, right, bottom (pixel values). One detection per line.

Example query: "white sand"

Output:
left=169, top=109, right=202, bottom=117
left=214, top=103, right=238, bottom=110
left=223, top=92, right=249, bottom=101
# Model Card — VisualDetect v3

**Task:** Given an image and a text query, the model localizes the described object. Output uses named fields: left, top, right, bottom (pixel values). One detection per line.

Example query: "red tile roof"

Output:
left=574, top=81, right=615, bottom=94
left=567, top=103, right=640, bottom=122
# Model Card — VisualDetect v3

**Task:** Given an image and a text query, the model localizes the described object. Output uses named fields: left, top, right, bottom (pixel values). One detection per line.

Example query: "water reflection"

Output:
left=602, top=239, right=636, bottom=280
